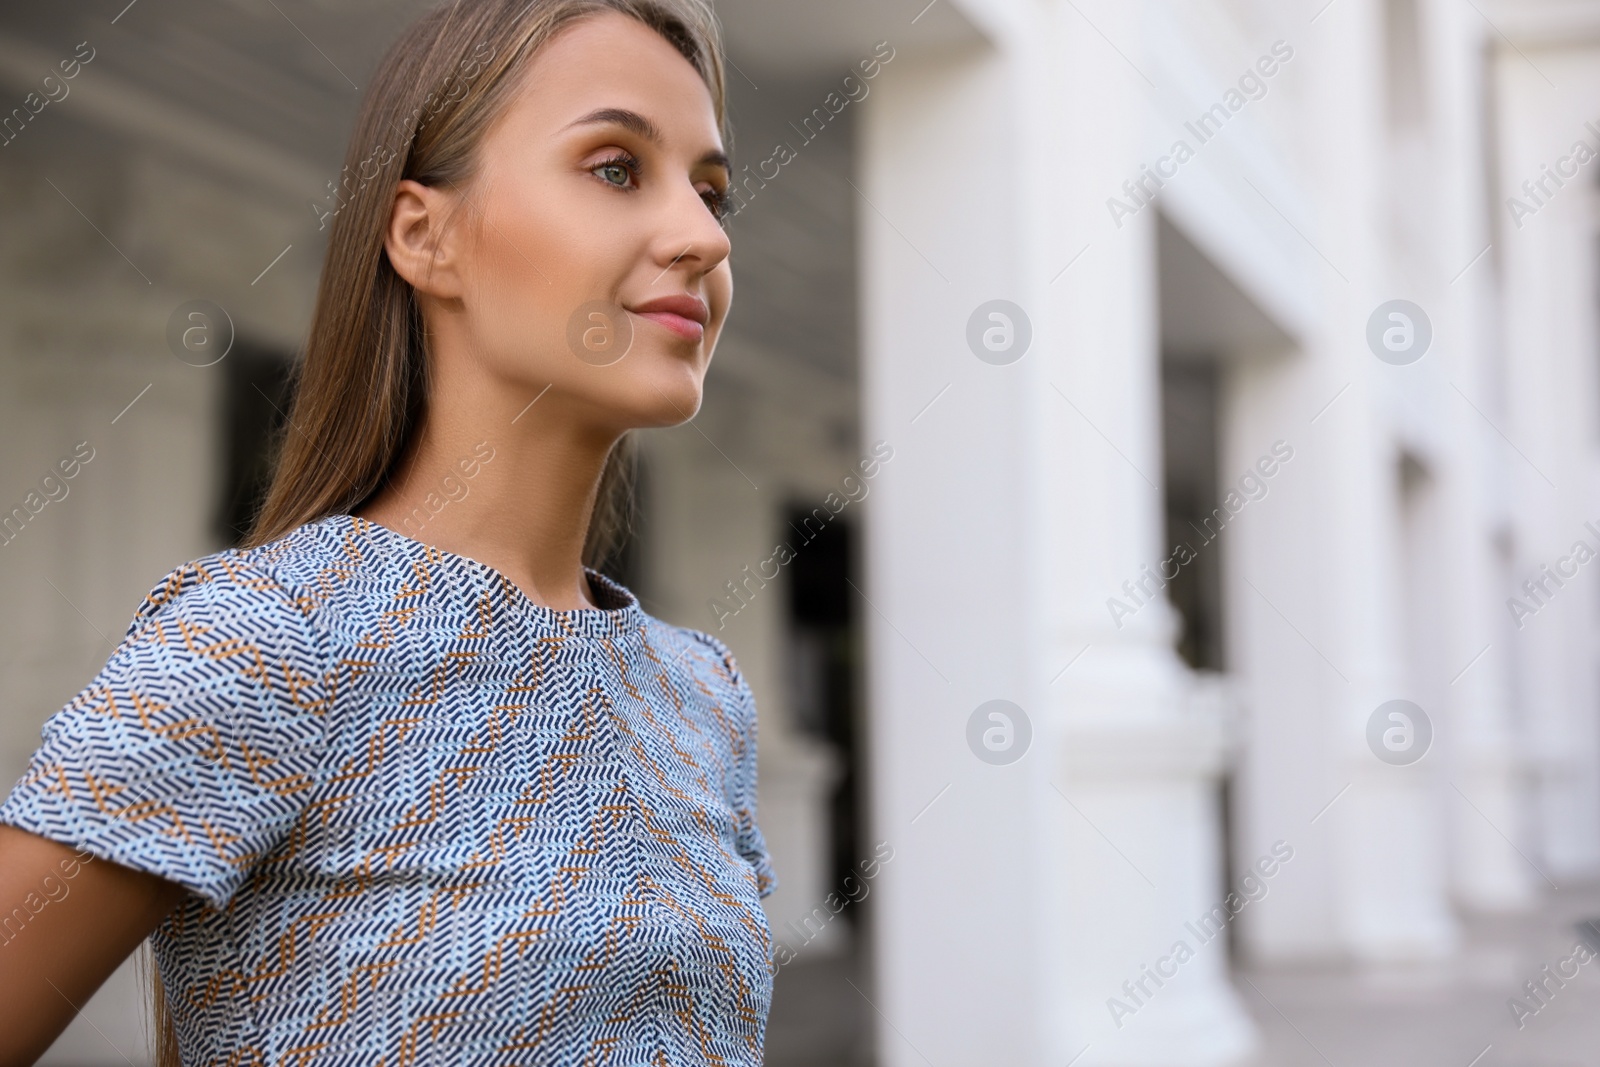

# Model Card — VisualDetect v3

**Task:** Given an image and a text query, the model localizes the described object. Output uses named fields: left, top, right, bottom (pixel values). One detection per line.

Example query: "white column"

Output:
left=858, top=38, right=1053, bottom=1067
left=860, top=2, right=1255, bottom=1062
left=1306, top=0, right=1459, bottom=961
left=1222, top=348, right=1348, bottom=962
left=1224, top=0, right=1459, bottom=965
left=1037, top=0, right=1258, bottom=1059
left=1495, top=45, right=1600, bottom=884
left=1423, top=0, right=1536, bottom=912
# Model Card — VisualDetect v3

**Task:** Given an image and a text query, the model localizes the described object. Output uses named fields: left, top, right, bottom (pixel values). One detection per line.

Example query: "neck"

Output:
left=356, top=355, right=623, bottom=612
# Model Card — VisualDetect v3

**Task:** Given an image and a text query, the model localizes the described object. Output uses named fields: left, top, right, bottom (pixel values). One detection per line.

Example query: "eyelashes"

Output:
left=703, top=184, right=733, bottom=222
left=589, top=151, right=733, bottom=222
left=590, top=150, right=640, bottom=189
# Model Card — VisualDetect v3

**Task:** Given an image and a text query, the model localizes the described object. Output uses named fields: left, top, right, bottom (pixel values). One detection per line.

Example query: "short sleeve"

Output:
left=684, top=629, right=778, bottom=900
left=0, top=555, right=332, bottom=911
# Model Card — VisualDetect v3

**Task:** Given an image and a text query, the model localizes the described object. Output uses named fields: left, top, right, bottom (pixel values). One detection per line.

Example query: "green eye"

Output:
left=592, top=153, right=639, bottom=189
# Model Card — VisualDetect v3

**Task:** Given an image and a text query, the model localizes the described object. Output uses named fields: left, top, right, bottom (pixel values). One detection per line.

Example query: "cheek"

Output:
left=478, top=198, right=577, bottom=306
left=469, top=183, right=615, bottom=364
left=706, top=261, right=733, bottom=330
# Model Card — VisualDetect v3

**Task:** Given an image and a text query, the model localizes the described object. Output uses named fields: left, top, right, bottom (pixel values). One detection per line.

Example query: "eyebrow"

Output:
left=564, top=106, right=730, bottom=174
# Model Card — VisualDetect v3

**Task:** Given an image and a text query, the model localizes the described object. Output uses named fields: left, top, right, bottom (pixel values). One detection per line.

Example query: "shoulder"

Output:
left=131, top=552, right=305, bottom=634
left=113, top=520, right=350, bottom=677
left=661, top=623, right=759, bottom=733
left=666, top=624, right=746, bottom=690
left=26, top=531, right=339, bottom=767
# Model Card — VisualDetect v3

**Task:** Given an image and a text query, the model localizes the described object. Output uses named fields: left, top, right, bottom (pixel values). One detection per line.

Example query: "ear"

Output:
left=385, top=178, right=468, bottom=298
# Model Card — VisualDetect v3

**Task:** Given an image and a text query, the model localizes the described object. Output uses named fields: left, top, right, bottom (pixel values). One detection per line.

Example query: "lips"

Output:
left=628, top=294, right=709, bottom=342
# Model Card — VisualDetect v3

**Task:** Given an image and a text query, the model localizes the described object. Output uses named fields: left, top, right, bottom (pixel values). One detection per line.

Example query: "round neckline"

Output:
left=323, top=512, right=645, bottom=640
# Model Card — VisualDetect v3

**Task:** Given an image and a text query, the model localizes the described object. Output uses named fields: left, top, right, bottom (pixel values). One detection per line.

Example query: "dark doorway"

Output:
left=782, top=506, right=861, bottom=920
left=215, top=344, right=294, bottom=547
left=1160, top=355, right=1236, bottom=960
left=1160, top=359, right=1226, bottom=673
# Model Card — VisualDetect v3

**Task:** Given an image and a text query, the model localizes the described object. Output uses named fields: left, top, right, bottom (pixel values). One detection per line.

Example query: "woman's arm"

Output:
left=0, top=823, right=188, bottom=1066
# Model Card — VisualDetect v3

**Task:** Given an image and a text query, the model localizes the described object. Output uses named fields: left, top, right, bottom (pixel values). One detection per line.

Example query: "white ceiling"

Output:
left=0, top=0, right=986, bottom=181
left=1158, top=213, right=1294, bottom=362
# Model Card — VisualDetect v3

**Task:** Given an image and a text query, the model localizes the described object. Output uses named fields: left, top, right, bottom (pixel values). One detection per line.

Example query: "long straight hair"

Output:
left=149, top=1, right=726, bottom=1062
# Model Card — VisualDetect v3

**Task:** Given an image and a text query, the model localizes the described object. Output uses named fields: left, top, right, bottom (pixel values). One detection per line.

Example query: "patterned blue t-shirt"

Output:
left=0, top=514, right=777, bottom=1065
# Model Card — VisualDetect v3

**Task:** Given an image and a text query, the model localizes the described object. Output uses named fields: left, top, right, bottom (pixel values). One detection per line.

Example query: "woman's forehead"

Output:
left=506, top=13, right=721, bottom=142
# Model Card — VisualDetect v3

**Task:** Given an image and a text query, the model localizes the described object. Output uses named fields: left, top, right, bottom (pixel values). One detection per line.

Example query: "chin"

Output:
left=609, top=366, right=706, bottom=429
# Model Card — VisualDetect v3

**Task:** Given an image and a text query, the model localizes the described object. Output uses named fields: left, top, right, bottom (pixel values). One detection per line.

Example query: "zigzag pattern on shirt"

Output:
left=0, top=513, right=776, bottom=1066
left=9, top=559, right=333, bottom=918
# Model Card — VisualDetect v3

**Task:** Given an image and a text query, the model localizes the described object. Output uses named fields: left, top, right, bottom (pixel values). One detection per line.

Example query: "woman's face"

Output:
left=398, top=11, right=734, bottom=434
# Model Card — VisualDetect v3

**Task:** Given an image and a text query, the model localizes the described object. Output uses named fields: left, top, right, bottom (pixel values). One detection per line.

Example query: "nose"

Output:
left=649, top=177, right=732, bottom=280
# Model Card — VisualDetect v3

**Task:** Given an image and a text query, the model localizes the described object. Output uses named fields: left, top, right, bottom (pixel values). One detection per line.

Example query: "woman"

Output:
left=0, top=0, right=777, bottom=1062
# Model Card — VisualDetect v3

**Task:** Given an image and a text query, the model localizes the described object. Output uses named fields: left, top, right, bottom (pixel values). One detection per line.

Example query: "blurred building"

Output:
left=1, top=0, right=1599, bottom=1065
